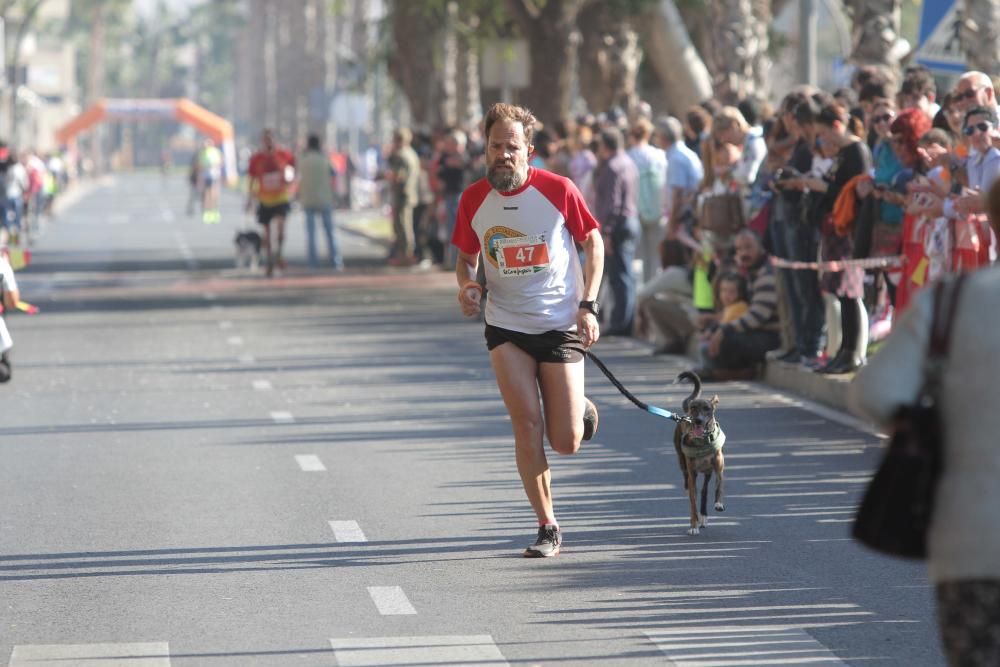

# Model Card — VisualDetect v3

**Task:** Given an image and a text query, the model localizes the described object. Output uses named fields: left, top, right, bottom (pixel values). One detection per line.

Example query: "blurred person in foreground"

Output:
left=849, top=178, right=1000, bottom=666
left=452, top=103, right=603, bottom=559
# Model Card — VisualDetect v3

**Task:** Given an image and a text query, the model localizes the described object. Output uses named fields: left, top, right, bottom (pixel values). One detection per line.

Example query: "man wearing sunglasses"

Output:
left=927, top=107, right=1000, bottom=250
left=953, top=71, right=1000, bottom=151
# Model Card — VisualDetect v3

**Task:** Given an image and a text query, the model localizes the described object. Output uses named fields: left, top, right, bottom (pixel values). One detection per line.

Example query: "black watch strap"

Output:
left=579, top=300, right=599, bottom=315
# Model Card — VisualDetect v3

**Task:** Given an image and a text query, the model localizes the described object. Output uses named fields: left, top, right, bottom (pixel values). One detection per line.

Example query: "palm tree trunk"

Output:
left=961, top=0, right=1000, bottom=74
left=577, top=2, right=643, bottom=115
left=844, top=0, right=902, bottom=72
left=502, top=0, right=587, bottom=126
left=639, top=0, right=713, bottom=117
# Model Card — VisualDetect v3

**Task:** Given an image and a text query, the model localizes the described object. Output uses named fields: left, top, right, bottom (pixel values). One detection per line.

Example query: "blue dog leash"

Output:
left=584, top=350, right=689, bottom=423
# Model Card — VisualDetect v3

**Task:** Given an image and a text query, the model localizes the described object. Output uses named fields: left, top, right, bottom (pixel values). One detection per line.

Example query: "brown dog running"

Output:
left=673, top=371, right=725, bottom=535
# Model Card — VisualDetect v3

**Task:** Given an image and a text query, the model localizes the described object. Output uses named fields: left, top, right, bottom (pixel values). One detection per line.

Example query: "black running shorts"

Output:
left=257, top=202, right=291, bottom=226
left=484, top=324, right=585, bottom=363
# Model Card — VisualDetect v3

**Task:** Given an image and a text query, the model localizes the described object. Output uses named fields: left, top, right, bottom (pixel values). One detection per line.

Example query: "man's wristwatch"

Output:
left=579, top=300, right=600, bottom=316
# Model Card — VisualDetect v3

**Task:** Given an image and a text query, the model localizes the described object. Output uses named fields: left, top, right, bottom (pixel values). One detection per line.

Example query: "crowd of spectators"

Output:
left=378, top=65, right=998, bottom=381
left=0, top=142, right=69, bottom=248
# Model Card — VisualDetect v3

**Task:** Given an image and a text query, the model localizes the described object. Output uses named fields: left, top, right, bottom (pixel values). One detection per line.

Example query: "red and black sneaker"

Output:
left=524, top=524, right=561, bottom=558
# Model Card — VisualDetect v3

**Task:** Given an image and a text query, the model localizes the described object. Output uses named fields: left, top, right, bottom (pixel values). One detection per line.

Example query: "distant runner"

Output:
left=197, top=139, right=223, bottom=224
left=246, top=129, right=295, bottom=276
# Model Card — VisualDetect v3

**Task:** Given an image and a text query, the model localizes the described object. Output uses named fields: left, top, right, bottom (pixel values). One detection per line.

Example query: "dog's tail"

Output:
left=676, top=371, right=702, bottom=412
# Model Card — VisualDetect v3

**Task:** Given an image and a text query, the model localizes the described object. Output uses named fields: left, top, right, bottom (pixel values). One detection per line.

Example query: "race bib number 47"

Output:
left=493, top=234, right=551, bottom=276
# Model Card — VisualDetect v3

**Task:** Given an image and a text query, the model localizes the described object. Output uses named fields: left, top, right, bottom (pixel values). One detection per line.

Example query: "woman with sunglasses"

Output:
left=859, top=102, right=906, bottom=251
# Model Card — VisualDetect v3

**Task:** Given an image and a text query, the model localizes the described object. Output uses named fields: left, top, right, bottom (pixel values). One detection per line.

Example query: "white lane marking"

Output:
left=270, top=411, right=295, bottom=424
left=226, top=336, right=244, bottom=346
left=367, top=586, right=417, bottom=615
left=329, top=520, right=368, bottom=543
left=645, top=627, right=849, bottom=666
left=295, top=454, right=326, bottom=472
left=173, top=231, right=197, bottom=270
left=219, top=320, right=233, bottom=330
left=9, top=642, right=171, bottom=666
left=329, top=635, right=508, bottom=666
left=252, top=379, right=272, bottom=391
left=238, top=354, right=256, bottom=364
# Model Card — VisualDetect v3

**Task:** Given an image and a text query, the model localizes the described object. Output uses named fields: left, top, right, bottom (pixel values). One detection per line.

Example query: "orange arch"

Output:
left=56, top=98, right=237, bottom=185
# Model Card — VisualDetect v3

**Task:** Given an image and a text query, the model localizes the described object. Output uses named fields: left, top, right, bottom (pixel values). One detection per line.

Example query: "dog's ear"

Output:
left=711, top=394, right=720, bottom=407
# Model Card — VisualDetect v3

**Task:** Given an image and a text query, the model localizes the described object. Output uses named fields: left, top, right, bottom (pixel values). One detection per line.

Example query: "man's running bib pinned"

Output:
left=494, top=234, right=551, bottom=276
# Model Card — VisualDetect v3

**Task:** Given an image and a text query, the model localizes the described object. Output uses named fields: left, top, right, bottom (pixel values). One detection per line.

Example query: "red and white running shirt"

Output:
left=452, top=167, right=599, bottom=334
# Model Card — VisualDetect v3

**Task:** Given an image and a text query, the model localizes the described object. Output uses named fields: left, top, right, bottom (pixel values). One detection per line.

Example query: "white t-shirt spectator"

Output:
left=627, top=143, right=668, bottom=224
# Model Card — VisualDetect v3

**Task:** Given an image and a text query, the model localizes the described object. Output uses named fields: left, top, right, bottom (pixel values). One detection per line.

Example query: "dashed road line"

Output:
left=329, top=635, right=508, bottom=666
left=295, top=454, right=326, bottom=471
left=328, top=520, right=367, bottom=543
left=644, top=626, right=850, bottom=666
left=218, top=320, right=233, bottom=330
left=252, top=379, right=273, bottom=391
left=226, top=336, right=244, bottom=346
left=368, top=586, right=417, bottom=615
left=269, top=410, right=295, bottom=424
left=173, top=231, right=198, bottom=271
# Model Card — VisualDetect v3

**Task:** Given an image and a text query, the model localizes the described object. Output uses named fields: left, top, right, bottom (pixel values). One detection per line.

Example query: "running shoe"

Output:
left=582, top=398, right=598, bottom=441
left=524, top=525, right=561, bottom=558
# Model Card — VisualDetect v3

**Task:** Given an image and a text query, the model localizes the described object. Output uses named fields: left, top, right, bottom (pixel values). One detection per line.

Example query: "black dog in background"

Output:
left=234, top=230, right=263, bottom=270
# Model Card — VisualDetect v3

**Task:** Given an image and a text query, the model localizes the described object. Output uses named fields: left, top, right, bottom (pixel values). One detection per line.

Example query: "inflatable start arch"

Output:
left=55, top=98, right=238, bottom=186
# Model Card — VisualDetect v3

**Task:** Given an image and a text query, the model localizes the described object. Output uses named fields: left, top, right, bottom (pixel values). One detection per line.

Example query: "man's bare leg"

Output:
left=275, top=215, right=287, bottom=269
left=538, top=359, right=586, bottom=455
left=263, top=223, right=274, bottom=275
left=490, top=343, right=553, bottom=523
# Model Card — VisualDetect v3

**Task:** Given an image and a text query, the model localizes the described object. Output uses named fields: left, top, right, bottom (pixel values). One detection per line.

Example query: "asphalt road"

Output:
left=1, top=173, right=944, bottom=666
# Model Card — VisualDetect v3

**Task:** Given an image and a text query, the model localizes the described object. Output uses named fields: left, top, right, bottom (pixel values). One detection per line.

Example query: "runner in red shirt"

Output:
left=454, top=103, right=604, bottom=558
left=245, top=129, right=296, bottom=276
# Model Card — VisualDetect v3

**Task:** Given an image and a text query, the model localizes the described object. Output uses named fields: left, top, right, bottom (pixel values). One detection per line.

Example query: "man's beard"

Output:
left=487, top=164, right=526, bottom=192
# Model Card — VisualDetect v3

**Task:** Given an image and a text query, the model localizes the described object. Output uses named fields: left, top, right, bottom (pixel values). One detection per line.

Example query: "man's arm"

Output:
left=3, top=284, right=19, bottom=311
left=580, top=228, right=604, bottom=301
left=455, top=249, right=482, bottom=317
left=578, top=228, right=604, bottom=347
left=244, top=173, right=257, bottom=211
left=0, top=264, right=19, bottom=311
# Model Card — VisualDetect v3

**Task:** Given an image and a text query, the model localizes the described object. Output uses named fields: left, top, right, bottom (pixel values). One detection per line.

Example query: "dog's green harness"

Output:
left=682, top=422, right=725, bottom=459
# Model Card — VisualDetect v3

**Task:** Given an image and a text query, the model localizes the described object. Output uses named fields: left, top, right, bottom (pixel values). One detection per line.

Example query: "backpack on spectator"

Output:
left=699, top=192, right=745, bottom=238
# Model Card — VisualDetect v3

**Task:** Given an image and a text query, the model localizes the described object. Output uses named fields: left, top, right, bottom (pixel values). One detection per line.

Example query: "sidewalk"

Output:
left=763, top=356, right=856, bottom=413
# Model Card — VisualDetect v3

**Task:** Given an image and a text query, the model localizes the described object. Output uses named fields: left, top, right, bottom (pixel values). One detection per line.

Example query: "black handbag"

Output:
left=851, top=275, right=966, bottom=559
